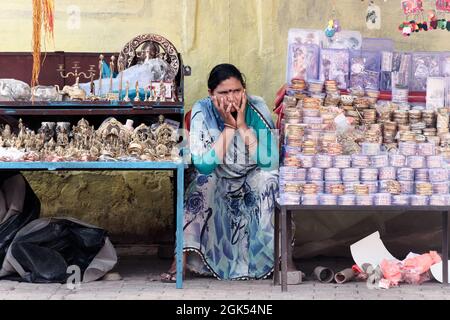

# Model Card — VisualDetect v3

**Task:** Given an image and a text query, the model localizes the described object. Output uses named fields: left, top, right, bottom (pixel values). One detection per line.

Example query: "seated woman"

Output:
left=161, top=64, right=279, bottom=282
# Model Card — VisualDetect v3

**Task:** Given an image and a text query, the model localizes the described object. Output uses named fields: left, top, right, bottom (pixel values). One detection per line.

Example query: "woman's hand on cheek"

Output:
left=213, top=95, right=236, bottom=128
left=236, top=91, right=248, bottom=129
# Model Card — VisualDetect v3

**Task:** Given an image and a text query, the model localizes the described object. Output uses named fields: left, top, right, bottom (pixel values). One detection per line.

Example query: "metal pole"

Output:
left=274, top=206, right=280, bottom=286
left=443, top=211, right=449, bottom=285
left=281, top=207, right=288, bottom=292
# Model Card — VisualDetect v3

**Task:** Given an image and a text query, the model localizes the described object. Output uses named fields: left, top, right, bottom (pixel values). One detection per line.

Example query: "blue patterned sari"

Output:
left=184, top=96, right=279, bottom=280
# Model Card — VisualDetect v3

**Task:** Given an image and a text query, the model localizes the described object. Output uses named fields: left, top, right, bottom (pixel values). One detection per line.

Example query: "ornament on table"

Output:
left=325, top=19, right=340, bottom=38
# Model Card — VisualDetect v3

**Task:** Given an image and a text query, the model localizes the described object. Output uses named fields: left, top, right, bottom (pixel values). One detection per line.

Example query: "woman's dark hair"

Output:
left=207, top=64, right=246, bottom=91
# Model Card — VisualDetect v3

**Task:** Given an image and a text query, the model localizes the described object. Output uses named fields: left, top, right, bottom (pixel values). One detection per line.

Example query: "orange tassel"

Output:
left=31, top=0, right=54, bottom=89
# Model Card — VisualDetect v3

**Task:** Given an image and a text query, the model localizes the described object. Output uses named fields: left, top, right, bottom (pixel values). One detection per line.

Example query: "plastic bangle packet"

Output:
left=310, top=181, right=324, bottom=194
left=352, top=155, right=370, bottom=168
left=441, top=53, right=450, bottom=77
left=379, top=167, right=396, bottom=180
left=356, top=195, right=374, bottom=206
left=415, top=169, right=429, bottom=182
left=410, top=195, right=429, bottom=206
left=344, top=182, right=358, bottom=194
left=392, top=195, right=410, bottom=206
left=399, top=181, right=414, bottom=195
left=397, top=168, right=415, bottom=181
left=379, top=180, right=401, bottom=195
left=427, top=155, right=444, bottom=168
left=319, top=48, right=350, bottom=90
left=279, top=166, right=299, bottom=181
left=307, top=168, right=324, bottom=181
left=284, top=156, right=302, bottom=167
left=415, top=182, right=433, bottom=196
left=407, top=156, right=426, bottom=169
left=302, top=183, right=318, bottom=195
left=286, top=43, right=320, bottom=84
left=315, top=154, right=333, bottom=168
left=283, top=146, right=302, bottom=158
left=374, top=193, right=392, bottom=206
left=296, top=168, right=307, bottom=181
left=390, top=154, right=407, bottom=167
left=342, top=168, right=360, bottom=182
left=354, top=184, right=370, bottom=195
left=361, top=168, right=379, bottom=181
left=303, top=117, right=324, bottom=125
left=324, top=168, right=341, bottom=181
left=399, top=142, right=417, bottom=156
left=416, top=142, right=436, bottom=156
left=302, top=109, right=321, bottom=117
left=328, top=183, right=345, bottom=195
left=281, top=182, right=303, bottom=193
left=302, top=194, right=320, bottom=205
left=333, top=155, right=352, bottom=168
left=299, top=155, right=315, bottom=168
left=338, top=194, right=356, bottom=206
left=410, top=53, right=441, bottom=92
left=320, top=194, right=338, bottom=205
left=371, top=155, right=389, bottom=168
left=432, top=182, right=450, bottom=195
left=429, top=168, right=448, bottom=183
left=430, top=195, right=450, bottom=206
left=280, top=193, right=301, bottom=205
left=365, top=181, right=379, bottom=194
left=361, top=143, right=381, bottom=156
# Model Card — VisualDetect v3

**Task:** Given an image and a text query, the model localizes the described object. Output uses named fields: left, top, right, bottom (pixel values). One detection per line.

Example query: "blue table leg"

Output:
left=176, top=164, right=184, bottom=289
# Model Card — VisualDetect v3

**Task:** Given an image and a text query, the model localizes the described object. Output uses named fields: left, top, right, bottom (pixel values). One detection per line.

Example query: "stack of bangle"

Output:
left=399, top=181, right=414, bottom=194
left=307, top=168, right=324, bottom=181
left=325, top=168, right=341, bottom=181
left=342, top=168, right=360, bottom=182
left=338, top=195, right=356, bottom=206
left=303, top=184, right=319, bottom=195
left=371, top=155, right=389, bottom=168
left=302, top=194, right=319, bottom=205
left=361, top=168, right=378, bottom=181
left=415, top=182, right=433, bottom=196
left=429, top=169, right=448, bottom=183
left=352, top=155, right=370, bottom=168
left=356, top=195, right=374, bottom=206
left=299, top=155, right=315, bottom=168
left=379, top=167, right=396, bottom=180
left=328, top=184, right=345, bottom=195
left=432, top=182, right=449, bottom=195
left=399, top=142, right=417, bottom=156
left=315, top=155, right=333, bottom=168
left=334, top=155, right=352, bottom=168
left=397, top=168, right=415, bottom=181
left=407, top=156, right=426, bottom=169
left=320, top=194, right=338, bottom=206
left=417, top=143, right=436, bottom=156
left=427, top=155, right=443, bottom=168
left=390, top=154, right=406, bottom=167
left=415, top=169, right=429, bottom=182
left=354, top=184, right=370, bottom=195
left=392, top=195, right=410, bottom=206
left=410, top=195, right=429, bottom=206
left=374, top=193, right=392, bottom=206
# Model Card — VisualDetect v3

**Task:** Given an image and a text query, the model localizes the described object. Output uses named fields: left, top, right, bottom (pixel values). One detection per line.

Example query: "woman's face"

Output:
left=209, top=77, right=244, bottom=112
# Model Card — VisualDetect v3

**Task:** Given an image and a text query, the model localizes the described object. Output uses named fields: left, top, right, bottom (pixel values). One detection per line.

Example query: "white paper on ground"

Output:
left=430, top=261, right=450, bottom=283
left=350, top=231, right=399, bottom=268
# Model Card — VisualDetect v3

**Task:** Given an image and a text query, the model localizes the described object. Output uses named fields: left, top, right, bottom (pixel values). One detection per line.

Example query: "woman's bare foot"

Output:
left=160, top=254, right=187, bottom=283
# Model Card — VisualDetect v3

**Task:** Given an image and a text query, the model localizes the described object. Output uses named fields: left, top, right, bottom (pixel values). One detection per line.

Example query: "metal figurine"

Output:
left=159, top=81, right=166, bottom=102
left=134, top=81, right=141, bottom=102
left=98, top=54, right=104, bottom=96
left=118, top=61, right=124, bottom=101
left=148, top=84, right=154, bottom=102
left=171, top=84, right=176, bottom=102
left=109, top=56, right=115, bottom=94
left=123, top=81, right=131, bottom=102
left=144, top=87, right=148, bottom=101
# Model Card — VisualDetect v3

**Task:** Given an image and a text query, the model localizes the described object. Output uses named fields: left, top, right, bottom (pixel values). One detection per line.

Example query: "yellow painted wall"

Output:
left=2, top=0, right=450, bottom=109
left=3, top=0, right=450, bottom=245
